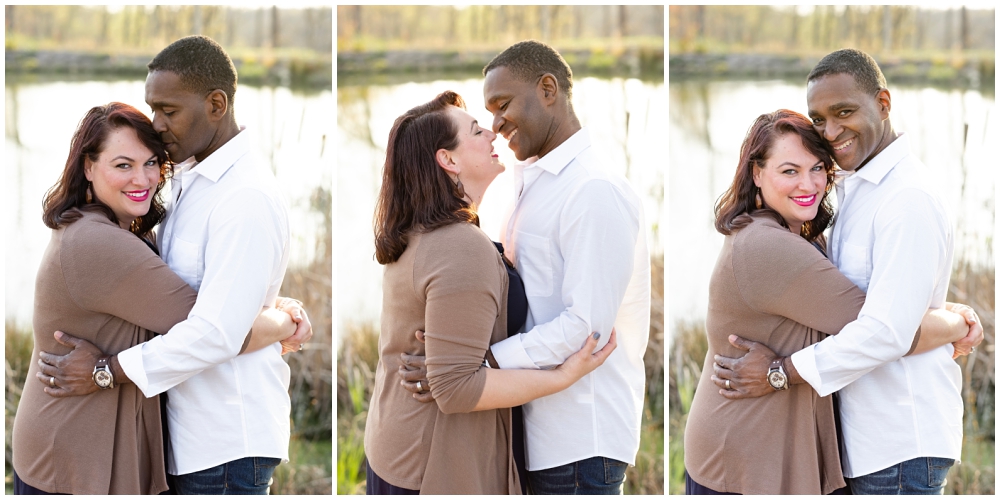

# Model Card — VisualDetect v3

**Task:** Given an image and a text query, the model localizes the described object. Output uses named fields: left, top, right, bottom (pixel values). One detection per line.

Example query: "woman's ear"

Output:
left=752, top=163, right=762, bottom=187
left=84, top=158, right=94, bottom=182
left=435, top=148, right=460, bottom=176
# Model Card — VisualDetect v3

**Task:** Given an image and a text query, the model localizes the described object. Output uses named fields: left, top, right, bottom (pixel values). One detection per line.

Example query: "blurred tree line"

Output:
left=5, top=5, right=331, bottom=54
left=338, top=5, right=664, bottom=51
left=670, top=5, right=994, bottom=56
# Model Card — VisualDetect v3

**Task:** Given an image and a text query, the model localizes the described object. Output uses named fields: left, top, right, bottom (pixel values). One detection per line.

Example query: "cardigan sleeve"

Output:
left=61, top=215, right=197, bottom=335
left=417, top=224, right=502, bottom=415
left=732, top=219, right=865, bottom=335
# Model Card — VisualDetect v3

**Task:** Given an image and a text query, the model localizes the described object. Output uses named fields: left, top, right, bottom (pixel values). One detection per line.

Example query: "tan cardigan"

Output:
left=364, top=222, right=519, bottom=494
left=685, top=216, right=865, bottom=495
left=11, top=211, right=197, bottom=494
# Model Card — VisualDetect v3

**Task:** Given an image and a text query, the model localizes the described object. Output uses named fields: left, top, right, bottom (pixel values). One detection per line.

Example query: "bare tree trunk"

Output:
left=272, top=6, right=280, bottom=49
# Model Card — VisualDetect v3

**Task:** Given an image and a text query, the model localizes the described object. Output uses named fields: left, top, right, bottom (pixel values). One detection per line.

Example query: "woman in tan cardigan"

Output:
left=11, top=103, right=302, bottom=494
left=683, top=110, right=974, bottom=494
left=365, top=91, right=617, bottom=494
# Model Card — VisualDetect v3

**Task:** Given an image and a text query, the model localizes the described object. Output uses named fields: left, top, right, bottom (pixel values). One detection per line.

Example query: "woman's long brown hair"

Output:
left=41, top=102, right=170, bottom=240
left=714, top=109, right=835, bottom=242
left=373, top=91, right=478, bottom=264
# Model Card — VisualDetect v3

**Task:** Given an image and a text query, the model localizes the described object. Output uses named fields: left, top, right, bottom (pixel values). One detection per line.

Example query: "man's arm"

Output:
left=715, top=188, right=952, bottom=398
left=489, top=179, right=640, bottom=369
left=116, top=189, right=288, bottom=397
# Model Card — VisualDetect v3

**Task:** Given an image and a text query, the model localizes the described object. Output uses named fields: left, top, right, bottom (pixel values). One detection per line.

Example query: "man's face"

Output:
left=144, top=70, right=214, bottom=163
left=806, top=72, right=890, bottom=172
left=483, top=66, right=547, bottom=161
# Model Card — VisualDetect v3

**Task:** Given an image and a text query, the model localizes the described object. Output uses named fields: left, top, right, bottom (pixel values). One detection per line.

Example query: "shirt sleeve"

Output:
left=419, top=227, right=500, bottom=414
left=491, top=179, right=640, bottom=369
left=63, top=218, right=197, bottom=335
left=732, top=221, right=865, bottom=336
left=117, top=188, right=288, bottom=397
left=791, top=188, right=951, bottom=397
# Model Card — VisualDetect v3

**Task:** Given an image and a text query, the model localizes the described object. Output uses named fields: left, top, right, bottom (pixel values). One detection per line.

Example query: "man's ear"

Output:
left=538, top=74, right=558, bottom=105
left=206, top=89, right=229, bottom=122
left=435, top=148, right=460, bottom=176
left=876, top=88, right=891, bottom=118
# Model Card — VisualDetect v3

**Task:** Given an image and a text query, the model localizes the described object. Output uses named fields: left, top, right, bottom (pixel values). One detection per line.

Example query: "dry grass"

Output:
left=337, top=253, right=666, bottom=494
left=668, top=261, right=996, bottom=494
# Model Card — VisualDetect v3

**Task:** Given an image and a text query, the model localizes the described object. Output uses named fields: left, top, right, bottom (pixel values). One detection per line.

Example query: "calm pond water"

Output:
left=337, top=76, right=666, bottom=340
left=668, top=79, right=996, bottom=326
left=5, top=78, right=333, bottom=327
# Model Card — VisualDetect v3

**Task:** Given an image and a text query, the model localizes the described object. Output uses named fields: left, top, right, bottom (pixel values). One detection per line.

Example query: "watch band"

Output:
left=93, top=356, right=115, bottom=390
left=767, top=357, right=788, bottom=391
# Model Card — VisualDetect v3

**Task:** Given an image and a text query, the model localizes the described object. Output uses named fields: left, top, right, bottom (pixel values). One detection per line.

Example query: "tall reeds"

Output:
left=336, top=253, right=666, bottom=494
left=668, top=260, right=996, bottom=494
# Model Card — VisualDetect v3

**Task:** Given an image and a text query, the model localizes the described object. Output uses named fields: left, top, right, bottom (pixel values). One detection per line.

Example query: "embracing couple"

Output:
left=10, top=36, right=313, bottom=495
left=364, top=40, right=651, bottom=494
left=684, top=48, right=984, bottom=495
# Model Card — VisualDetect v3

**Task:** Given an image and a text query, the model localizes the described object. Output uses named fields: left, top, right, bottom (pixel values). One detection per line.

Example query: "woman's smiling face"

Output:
left=753, top=133, right=828, bottom=235
left=84, top=126, right=162, bottom=229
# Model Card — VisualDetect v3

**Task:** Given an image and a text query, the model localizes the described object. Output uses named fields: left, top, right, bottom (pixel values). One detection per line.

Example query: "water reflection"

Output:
left=668, top=79, right=996, bottom=324
left=5, top=79, right=333, bottom=327
left=337, top=76, right=666, bottom=339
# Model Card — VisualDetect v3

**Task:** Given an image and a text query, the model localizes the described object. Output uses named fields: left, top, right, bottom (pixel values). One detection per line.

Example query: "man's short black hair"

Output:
left=807, top=48, right=887, bottom=95
left=484, top=40, right=574, bottom=100
left=148, top=35, right=237, bottom=107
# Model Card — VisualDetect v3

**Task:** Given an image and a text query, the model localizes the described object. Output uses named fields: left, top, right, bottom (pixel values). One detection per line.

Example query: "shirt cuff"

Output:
left=789, top=346, right=826, bottom=396
left=490, top=334, right=539, bottom=370
left=117, top=343, right=151, bottom=396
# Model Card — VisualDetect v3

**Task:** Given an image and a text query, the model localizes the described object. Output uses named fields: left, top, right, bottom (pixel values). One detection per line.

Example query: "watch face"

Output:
left=768, top=370, right=786, bottom=389
left=95, top=369, right=113, bottom=388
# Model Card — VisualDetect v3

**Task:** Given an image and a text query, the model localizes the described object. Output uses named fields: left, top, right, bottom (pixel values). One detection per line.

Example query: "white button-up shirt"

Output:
left=491, top=128, right=650, bottom=471
left=117, top=129, right=292, bottom=475
left=790, top=133, right=962, bottom=478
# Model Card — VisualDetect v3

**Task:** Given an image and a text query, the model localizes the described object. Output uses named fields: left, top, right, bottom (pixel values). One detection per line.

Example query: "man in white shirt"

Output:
left=481, top=41, right=650, bottom=495
left=35, top=35, right=310, bottom=494
left=402, top=40, right=650, bottom=495
left=712, top=49, right=981, bottom=494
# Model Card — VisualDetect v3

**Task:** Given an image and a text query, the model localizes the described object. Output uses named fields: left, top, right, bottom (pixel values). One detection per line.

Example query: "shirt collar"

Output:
left=852, top=132, right=909, bottom=186
left=182, top=126, right=251, bottom=183
left=524, top=127, right=591, bottom=175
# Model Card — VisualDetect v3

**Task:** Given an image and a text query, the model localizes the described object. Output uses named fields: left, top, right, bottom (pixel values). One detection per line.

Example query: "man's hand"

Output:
left=711, top=335, right=778, bottom=399
left=276, top=298, right=313, bottom=355
left=399, top=330, right=434, bottom=403
left=947, top=303, right=984, bottom=358
left=36, top=331, right=104, bottom=398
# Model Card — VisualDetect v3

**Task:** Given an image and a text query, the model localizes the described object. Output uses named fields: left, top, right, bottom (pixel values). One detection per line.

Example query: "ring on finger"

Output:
left=49, top=376, right=55, bottom=387
left=416, top=381, right=423, bottom=393
left=725, top=379, right=731, bottom=390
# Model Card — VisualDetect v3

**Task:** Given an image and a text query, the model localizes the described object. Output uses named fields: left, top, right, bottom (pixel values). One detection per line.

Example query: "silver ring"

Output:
left=970, top=347, right=976, bottom=354
left=49, top=376, right=55, bottom=387
left=725, top=379, right=731, bottom=390
left=416, top=381, right=423, bottom=393
left=298, top=344, right=304, bottom=351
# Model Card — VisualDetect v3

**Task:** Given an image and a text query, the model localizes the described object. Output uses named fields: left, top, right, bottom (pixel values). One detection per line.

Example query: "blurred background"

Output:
left=5, top=5, right=333, bottom=494
left=668, top=5, right=995, bottom=495
left=336, top=5, right=664, bottom=495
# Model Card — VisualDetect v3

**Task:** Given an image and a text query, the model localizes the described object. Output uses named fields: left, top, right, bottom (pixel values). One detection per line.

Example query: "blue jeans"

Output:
left=527, top=456, right=627, bottom=495
left=169, top=457, right=282, bottom=495
left=848, top=457, right=955, bottom=495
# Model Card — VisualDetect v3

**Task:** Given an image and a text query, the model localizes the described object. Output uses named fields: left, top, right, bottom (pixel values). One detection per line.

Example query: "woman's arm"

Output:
left=471, top=330, right=616, bottom=411
left=910, top=305, right=970, bottom=355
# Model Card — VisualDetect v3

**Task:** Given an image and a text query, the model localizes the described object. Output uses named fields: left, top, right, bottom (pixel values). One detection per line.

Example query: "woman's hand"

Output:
left=553, top=328, right=617, bottom=385
left=945, top=302, right=984, bottom=358
left=276, top=297, right=313, bottom=355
